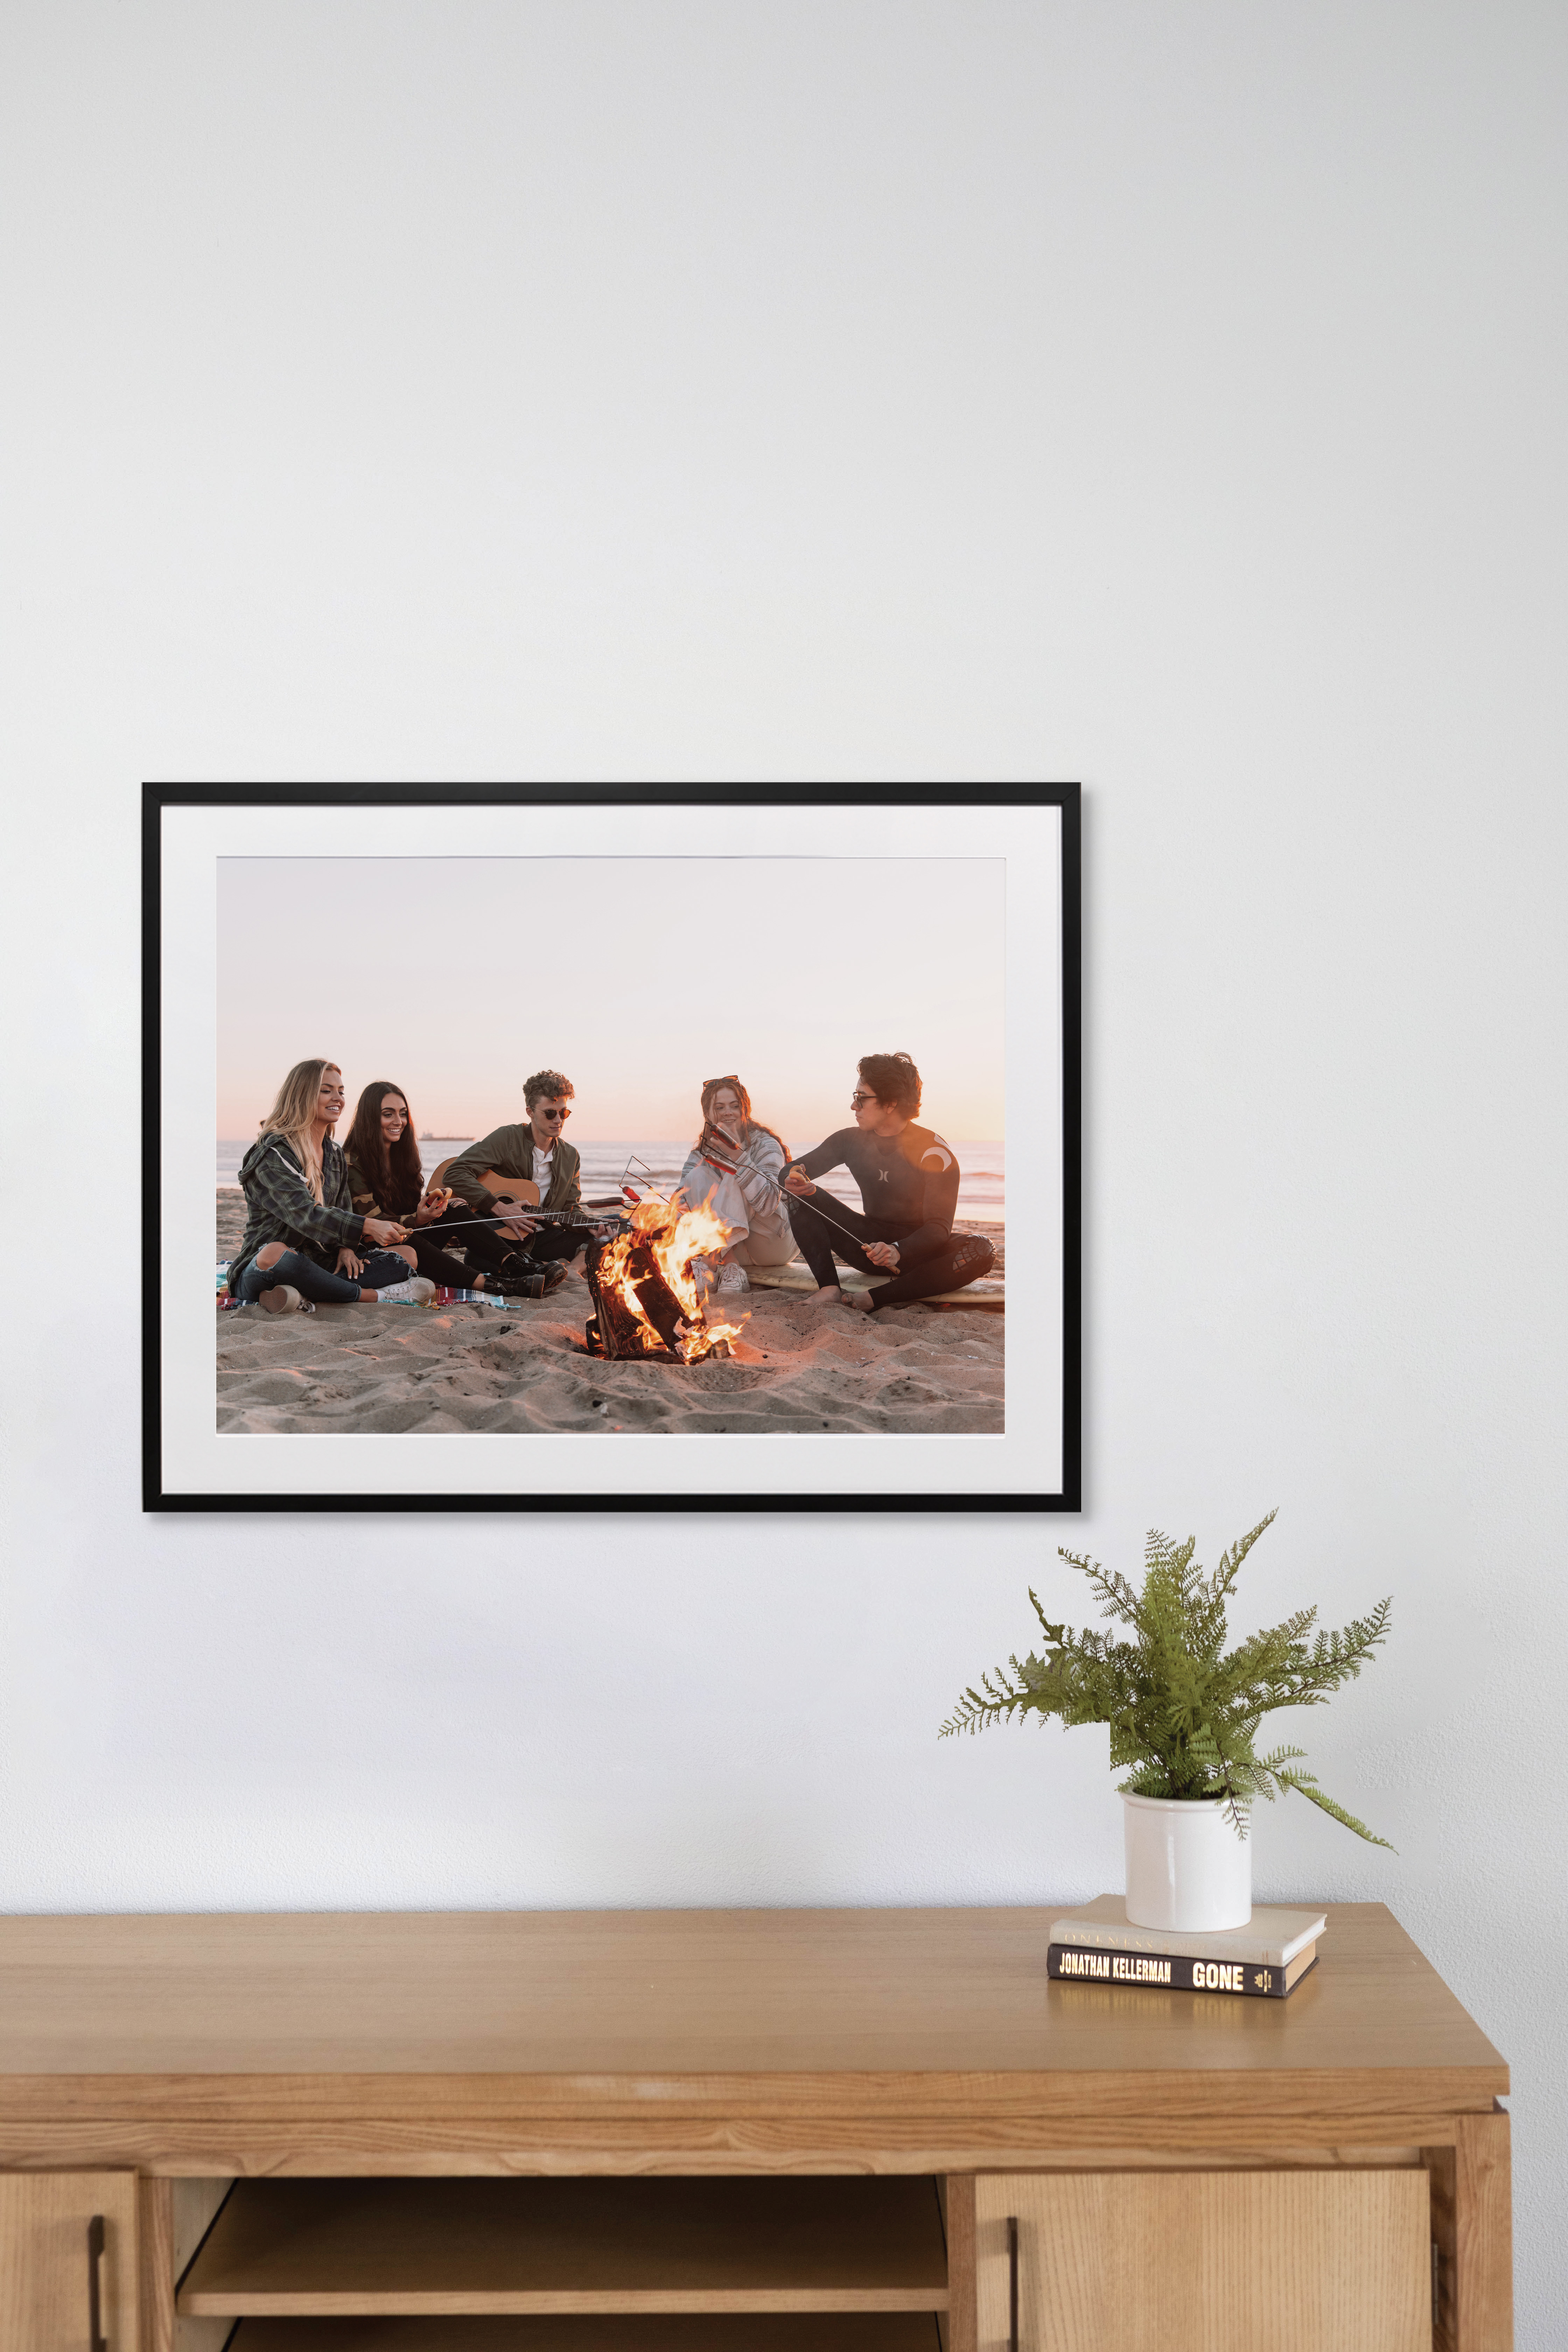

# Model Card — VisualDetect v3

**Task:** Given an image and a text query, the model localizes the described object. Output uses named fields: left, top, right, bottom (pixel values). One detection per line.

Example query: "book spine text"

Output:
left=1048, top=1943, right=1299, bottom=1998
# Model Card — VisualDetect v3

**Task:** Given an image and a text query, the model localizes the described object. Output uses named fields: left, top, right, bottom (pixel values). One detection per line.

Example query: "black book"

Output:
left=1048, top=1940, right=1318, bottom=2000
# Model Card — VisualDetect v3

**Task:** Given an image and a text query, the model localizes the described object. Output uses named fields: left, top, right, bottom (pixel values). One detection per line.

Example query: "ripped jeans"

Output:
left=234, top=1247, right=413, bottom=1306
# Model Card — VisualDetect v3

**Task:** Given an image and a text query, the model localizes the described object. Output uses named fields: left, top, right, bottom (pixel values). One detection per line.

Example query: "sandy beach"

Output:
left=217, top=1190, right=1004, bottom=1436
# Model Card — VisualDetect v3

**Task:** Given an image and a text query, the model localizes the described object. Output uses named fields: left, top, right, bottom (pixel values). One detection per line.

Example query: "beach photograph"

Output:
left=215, top=850, right=1008, bottom=1443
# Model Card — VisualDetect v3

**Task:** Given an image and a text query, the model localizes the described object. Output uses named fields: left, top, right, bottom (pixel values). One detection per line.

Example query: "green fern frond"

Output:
left=942, top=1514, right=1392, bottom=1851
left=1255, top=1743, right=1309, bottom=1774
left=1210, top=1508, right=1279, bottom=1603
left=1273, top=1768, right=1394, bottom=1849
left=937, top=1674, right=1029, bottom=1737
left=1027, top=1587, right=1065, bottom=1642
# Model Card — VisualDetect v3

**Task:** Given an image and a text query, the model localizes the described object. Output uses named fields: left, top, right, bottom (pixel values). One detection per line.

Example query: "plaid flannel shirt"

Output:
left=230, top=1133, right=365, bottom=1285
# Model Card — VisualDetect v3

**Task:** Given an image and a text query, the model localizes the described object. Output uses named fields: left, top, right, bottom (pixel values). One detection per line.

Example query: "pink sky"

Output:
left=218, top=854, right=1006, bottom=1142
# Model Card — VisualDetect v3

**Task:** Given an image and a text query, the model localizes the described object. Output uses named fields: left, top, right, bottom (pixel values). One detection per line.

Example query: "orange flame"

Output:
left=597, top=1192, right=744, bottom=1362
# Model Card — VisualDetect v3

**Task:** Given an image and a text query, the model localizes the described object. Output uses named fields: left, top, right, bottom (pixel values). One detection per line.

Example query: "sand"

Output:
left=216, top=1190, right=1004, bottom=1437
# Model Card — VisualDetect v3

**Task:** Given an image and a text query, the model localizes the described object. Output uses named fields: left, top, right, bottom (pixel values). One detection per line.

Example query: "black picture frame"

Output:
left=144, top=779, right=1080, bottom=1512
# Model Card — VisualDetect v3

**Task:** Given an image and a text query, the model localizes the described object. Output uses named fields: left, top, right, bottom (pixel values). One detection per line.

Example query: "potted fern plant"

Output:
left=940, top=1512, right=1392, bottom=1931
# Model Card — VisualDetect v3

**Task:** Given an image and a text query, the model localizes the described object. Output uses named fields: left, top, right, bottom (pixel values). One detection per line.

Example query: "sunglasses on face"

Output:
left=850, top=1091, right=879, bottom=1107
left=538, top=1107, right=570, bottom=1122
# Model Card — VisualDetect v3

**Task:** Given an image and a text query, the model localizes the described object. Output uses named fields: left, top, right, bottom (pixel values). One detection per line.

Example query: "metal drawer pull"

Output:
left=88, top=2214, right=107, bottom=2352
left=1008, top=2211, right=1019, bottom=2352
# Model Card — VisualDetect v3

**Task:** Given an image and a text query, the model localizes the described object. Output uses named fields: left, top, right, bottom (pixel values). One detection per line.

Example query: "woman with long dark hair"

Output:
left=677, top=1075, right=795, bottom=1294
left=341, top=1081, right=531, bottom=1294
left=229, top=1060, right=431, bottom=1312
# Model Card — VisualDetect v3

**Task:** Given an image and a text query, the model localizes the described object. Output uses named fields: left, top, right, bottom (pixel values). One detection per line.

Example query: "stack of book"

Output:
left=1047, top=1893, right=1326, bottom=2001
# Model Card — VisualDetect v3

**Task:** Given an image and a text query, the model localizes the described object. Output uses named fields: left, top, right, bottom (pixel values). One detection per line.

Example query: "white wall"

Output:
left=2, top=2, right=1563, bottom=2337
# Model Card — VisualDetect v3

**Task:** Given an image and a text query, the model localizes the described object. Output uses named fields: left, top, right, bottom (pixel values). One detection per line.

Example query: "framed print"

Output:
left=144, top=782, right=1080, bottom=1512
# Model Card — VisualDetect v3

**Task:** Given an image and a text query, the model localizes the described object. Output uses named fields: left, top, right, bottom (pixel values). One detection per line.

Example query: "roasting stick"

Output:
left=653, top=1140, right=880, bottom=1258
left=780, top=1171, right=884, bottom=1251
left=381, top=1196, right=621, bottom=1241
left=399, top=1150, right=882, bottom=1265
left=402, top=1219, right=622, bottom=1241
left=415, top=1160, right=875, bottom=1259
left=385, top=1214, right=612, bottom=1238
left=382, top=1177, right=625, bottom=1233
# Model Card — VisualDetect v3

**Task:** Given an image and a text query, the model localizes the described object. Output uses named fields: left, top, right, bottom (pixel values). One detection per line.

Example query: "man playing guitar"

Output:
left=433, top=1070, right=598, bottom=1298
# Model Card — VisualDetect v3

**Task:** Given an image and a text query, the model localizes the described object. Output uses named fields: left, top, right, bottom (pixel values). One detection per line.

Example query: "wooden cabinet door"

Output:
left=973, top=2170, right=1430, bottom=2352
left=0, top=2172, right=141, bottom=2352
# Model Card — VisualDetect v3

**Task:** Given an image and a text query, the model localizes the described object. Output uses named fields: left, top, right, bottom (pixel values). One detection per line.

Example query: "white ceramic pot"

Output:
left=1122, top=1793, right=1252, bottom=1931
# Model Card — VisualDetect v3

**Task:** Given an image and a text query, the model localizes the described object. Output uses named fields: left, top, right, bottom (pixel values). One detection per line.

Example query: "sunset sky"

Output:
left=217, top=855, right=1006, bottom=1143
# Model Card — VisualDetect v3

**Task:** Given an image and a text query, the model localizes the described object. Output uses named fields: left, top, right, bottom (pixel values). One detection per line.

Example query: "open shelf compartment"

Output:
left=178, top=2177, right=950, bottom=2320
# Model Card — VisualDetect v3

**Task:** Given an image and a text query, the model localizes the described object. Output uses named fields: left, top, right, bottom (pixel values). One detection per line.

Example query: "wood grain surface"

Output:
left=0, top=2115, right=1479, bottom=2179
left=1455, top=2110, right=1513, bottom=2352
left=176, top=2175, right=949, bottom=2317
left=974, top=2169, right=1432, bottom=2352
left=0, top=1906, right=1507, bottom=2134
left=225, top=2320, right=944, bottom=2348
left=140, top=2174, right=234, bottom=2352
left=943, top=2173, right=976, bottom=2352
left=0, top=2169, right=140, bottom=2352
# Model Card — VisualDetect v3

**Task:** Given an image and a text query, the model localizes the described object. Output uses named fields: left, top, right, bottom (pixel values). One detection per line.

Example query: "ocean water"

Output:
left=218, top=1138, right=1006, bottom=1221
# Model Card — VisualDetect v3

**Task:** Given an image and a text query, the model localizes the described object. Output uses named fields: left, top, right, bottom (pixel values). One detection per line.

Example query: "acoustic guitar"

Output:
left=425, top=1161, right=622, bottom=1227
left=429, top=1158, right=540, bottom=1208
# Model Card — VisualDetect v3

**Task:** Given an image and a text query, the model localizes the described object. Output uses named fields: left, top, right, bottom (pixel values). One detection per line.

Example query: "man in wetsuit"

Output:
left=781, top=1051, right=995, bottom=1311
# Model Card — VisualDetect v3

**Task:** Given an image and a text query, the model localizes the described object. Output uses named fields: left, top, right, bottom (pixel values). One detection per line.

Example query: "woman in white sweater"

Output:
left=677, top=1077, right=796, bottom=1292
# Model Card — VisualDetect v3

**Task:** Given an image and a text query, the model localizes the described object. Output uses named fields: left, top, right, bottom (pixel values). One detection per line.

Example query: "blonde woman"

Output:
left=229, top=1059, right=433, bottom=1312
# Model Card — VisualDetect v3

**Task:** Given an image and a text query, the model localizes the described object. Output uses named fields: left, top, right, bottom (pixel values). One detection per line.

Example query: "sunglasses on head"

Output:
left=704, top=1076, right=741, bottom=1090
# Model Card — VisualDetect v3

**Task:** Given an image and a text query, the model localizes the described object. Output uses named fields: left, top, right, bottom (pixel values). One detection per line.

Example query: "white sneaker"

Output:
left=374, top=1277, right=436, bottom=1306
left=715, top=1262, right=750, bottom=1293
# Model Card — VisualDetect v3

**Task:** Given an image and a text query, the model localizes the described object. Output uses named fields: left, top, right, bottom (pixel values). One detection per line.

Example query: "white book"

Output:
left=1048, top=1893, right=1326, bottom=1969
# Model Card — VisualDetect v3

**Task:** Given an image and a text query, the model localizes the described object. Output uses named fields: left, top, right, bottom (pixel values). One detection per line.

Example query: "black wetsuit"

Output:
left=784, top=1124, right=995, bottom=1307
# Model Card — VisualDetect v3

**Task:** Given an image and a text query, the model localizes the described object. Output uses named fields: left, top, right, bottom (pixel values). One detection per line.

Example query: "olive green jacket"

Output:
left=442, top=1123, right=584, bottom=1215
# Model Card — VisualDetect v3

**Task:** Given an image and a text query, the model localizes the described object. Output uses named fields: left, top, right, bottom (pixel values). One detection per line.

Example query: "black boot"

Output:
left=489, top=1260, right=568, bottom=1301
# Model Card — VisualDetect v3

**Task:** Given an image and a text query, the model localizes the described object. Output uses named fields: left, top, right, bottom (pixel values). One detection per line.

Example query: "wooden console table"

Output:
left=0, top=1903, right=1510, bottom=2350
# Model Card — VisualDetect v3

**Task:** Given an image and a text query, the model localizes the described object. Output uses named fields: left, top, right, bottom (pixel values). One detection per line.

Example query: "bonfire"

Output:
left=586, top=1191, right=745, bottom=1363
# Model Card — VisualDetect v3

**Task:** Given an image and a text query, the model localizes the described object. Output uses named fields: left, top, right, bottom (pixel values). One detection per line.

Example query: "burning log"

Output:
left=583, top=1200, right=743, bottom=1364
left=585, top=1245, right=659, bottom=1360
left=632, top=1265, right=689, bottom=1356
left=584, top=1240, right=686, bottom=1361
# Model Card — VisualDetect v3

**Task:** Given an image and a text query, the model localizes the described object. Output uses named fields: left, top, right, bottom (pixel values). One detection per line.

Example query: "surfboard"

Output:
left=746, top=1259, right=1004, bottom=1311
